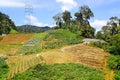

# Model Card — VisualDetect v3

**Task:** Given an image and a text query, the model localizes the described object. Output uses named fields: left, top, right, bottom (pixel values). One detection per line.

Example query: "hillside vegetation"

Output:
left=11, top=63, right=105, bottom=80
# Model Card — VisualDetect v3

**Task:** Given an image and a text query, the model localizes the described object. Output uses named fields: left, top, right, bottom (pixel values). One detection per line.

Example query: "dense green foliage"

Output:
left=62, top=10, right=72, bottom=28
left=114, top=70, right=120, bottom=80
left=109, top=34, right=120, bottom=55
left=92, top=16, right=120, bottom=79
left=0, top=58, right=9, bottom=80
left=53, top=5, right=95, bottom=38
left=107, top=55, right=120, bottom=80
left=95, top=17, right=120, bottom=55
left=12, top=63, right=105, bottom=80
left=0, top=12, right=16, bottom=35
left=107, top=55, right=120, bottom=70
left=90, top=41, right=108, bottom=50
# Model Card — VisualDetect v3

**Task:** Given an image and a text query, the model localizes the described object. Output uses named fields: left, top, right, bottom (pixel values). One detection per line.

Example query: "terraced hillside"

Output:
left=0, top=34, right=34, bottom=44
left=6, top=44, right=109, bottom=79
left=0, top=34, right=34, bottom=56
left=6, top=54, right=44, bottom=79
left=0, top=29, right=111, bottom=79
left=41, top=44, right=109, bottom=69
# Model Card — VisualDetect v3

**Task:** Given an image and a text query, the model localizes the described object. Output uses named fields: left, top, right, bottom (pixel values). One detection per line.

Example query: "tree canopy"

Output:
left=0, top=12, right=16, bottom=35
left=53, top=5, right=95, bottom=38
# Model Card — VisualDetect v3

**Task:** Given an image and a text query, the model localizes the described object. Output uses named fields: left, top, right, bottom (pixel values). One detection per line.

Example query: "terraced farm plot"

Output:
left=0, top=34, right=34, bottom=44
left=0, top=44, right=22, bottom=56
left=0, top=34, right=34, bottom=56
left=19, top=32, right=48, bottom=55
left=60, top=44, right=109, bottom=69
left=6, top=54, right=44, bottom=79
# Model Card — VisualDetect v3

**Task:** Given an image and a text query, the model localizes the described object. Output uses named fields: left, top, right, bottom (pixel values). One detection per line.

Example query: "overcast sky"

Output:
left=0, top=0, right=120, bottom=31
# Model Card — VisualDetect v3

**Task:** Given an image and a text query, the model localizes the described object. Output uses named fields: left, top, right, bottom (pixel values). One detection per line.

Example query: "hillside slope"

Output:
left=0, top=34, right=34, bottom=44
left=41, top=44, right=109, bottom=69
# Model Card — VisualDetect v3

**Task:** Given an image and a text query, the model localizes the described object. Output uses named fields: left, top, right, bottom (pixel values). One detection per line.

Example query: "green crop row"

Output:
left=19, top=32, right=48, bottom=55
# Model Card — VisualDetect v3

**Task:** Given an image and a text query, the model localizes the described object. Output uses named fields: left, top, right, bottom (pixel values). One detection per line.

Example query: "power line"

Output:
left=25, top=0, right=33, bottom=26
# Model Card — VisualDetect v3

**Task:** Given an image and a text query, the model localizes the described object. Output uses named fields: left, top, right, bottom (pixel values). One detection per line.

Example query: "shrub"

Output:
left=90, top=41, right=108, bottom=50
left=0, top=58, right=9, bottom=80
left=110, top=34, right=120, bottom=55
left=107, top=55, right=120, bottom=70
left=114, top=70, right=120, bottom=80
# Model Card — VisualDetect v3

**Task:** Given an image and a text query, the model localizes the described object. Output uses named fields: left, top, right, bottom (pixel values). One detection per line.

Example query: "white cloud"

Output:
left=56, top=0, right=77, bottom=11
left=0, top=0, right=24, bottom=7
left=90, top=20, right=107, bottom=31
left=25, top=15, right=53, bottom=27
left=79, top=0, right=120, bottom=7
left=0, top=0, right=40, bottom=8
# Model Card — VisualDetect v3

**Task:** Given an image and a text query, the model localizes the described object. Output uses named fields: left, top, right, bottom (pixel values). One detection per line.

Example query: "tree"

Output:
left=80, top=5, right=94, bottom=25
left=107, top=16, right=120, bottom=35
left=110, top=34, right=120, bottom=55
left=80, top=24, right=95, bottom=38
left=96, top=31, right=103, bottom=39
left=62, top=10, right=72, bottom=28
left=53, top=13, right=62, bottom=28
left=74, top=12, right=83, bottom=29
left=0, top=12, right=16, bottom=35
left=77, top=5, right=95, bottom=38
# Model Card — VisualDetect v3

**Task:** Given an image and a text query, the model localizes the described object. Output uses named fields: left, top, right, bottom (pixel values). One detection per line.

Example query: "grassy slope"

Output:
left=42, top=29, right=83, bottom=49
left=11, top=63, right=105, bottom=80
left=9, top=29, right=19, bottom=34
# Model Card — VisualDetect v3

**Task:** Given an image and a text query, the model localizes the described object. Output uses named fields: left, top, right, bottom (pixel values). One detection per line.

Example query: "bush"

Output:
left=114, top=70, right=120, bottom=80
left=106, top=46, right=118, bottom=55
left=110, top=34, right=120, bottom=55
left=0, top=58, right=9, bottom=80
left=107, top=55, right=120, bottom=70
left=90, top=41, right=108, bottom=50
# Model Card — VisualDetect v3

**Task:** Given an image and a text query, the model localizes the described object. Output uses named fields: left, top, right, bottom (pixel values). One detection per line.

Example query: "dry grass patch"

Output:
left=0, top=34, right=34, bottom=44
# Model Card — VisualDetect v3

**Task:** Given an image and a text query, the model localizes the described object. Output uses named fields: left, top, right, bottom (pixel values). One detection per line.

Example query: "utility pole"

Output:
left=24, top=0, right=33, bottom=32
